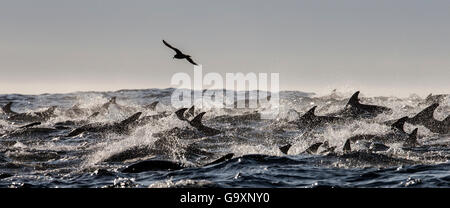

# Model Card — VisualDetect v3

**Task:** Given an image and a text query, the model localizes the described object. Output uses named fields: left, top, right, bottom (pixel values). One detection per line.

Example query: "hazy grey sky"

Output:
left=1, top=0, right=449, bottom=96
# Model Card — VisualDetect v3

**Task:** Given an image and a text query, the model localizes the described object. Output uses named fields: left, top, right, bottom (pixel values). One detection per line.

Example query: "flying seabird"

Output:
left=162, top=40, right=198, bottom=65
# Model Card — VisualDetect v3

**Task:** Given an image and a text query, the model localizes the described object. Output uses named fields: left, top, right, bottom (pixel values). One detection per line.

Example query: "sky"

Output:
left=1, top=0, right=449, bottom=97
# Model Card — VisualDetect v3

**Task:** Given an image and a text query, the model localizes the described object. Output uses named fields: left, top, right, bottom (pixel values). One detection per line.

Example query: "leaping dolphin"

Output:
left=343, top=128, right=418, bottom=151
left=420, top=93, right=447, bottom=105
left=1, top=102, right=18, bottom=116
left=3, top=122, right=60, bottom=138
left=143, top=101, right=159, bottom=111
left=185, top=105, right=195, bottom=119
left=66, top=112, right=142, bottom=137
left=7, top=106, right=57, bottom=123
left=189, top=112, right=222, bottom=136
left=279, top=141, right=336, bottom=155
left=292, top=106, right=346, bottom=129
left=346, top=116, right=417, bottom=145
left=406, top=103, right=449, bottom=134
left=280, top=117, right=418, bottom=155
left=338, top=91, right=392, bottom=119
left=174, top=108, right=222, bottom=136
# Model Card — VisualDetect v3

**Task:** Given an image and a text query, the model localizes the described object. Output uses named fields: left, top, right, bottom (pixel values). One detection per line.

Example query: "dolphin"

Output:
left=408, top=103, right=439, bottom=124
left=184, top=105, right=195, bottom=119
left=316, top=141, right=337, bottom=154
left=291, top=106, right=346, bottom=129
left=420, top=93, right=447, bottom=105
left=188, top=112, right=222, bottom=136
left=143, top=101, right=159, bottom=111
left=403, top=128, right=419, bottom=147
left=303, top=142, right=326, bottom=154
left=211, top=111, right=261, bottom=124
left=121, top=153, right=234, bottom=173
left=346, top=116, right=415, bottom=144
left=66, top=112, right=142, bottom=137
left=383, top=116, right=409, bottom=132
left=340, top=140, right=418, bottom=167
left=63, top=104, right=88, bottom=118
left=345, top=126, right=419, bottom=148
left=367, top=142, right=390, bottom=152
left=406, top=103, right=449, bottom=134
left=95, top=96, right=135, bottom=113
left=343, top=139, right=352, bottom=153
left=335, top=91, right=391, bottom=119
left=279, top=144, right=292, bottom=154
left=1, top=102, right=18, bottom=116
left=7, top=106, right=57, bottom=123
left=280, top=117, right=418, bottom=155
left=4, top=122, right=61, bottom=138
left=131, top=111, right=171, bottom=128
left=64, top=97, right=124, bottom=117
left=279, top=141, right=336, bottom=155
left=175, top=108, right=189, bottom=121
left=175, top=108, right=222, bottom=136
left=54, top=111, right=100, bottom=127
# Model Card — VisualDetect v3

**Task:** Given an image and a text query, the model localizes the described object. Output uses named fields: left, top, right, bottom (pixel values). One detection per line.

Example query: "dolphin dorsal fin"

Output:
left=305, top=142, right=323, bottom=154
left=279, top=144, right=292, bottom=154
left=343, top=139, right=351, bottom=153
left=174, top=108, right=188, bottom=121
left=186, top=105, right=195, bottom=117
left=147, top=101, right=159, bottom=111
left=411, top=103, right=438, bottom=121
left=406, top=128, right=419, bottom=146
left=2, top=102, right=17, bottom=114
left=346, top=91, right=360, bottom=107
left=303, top=106, right=317, bottom=119
left=120, top=112, right=142, bottom=126
left=190, top=112, right=206, bottom=127
left=391, top=116, right=408, bottom=133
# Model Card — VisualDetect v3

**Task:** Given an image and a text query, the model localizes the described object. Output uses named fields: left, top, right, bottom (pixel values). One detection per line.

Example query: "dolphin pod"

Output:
left=0, top=91, right=448, bottom=173
left=280, top=125, right=418, bottom=156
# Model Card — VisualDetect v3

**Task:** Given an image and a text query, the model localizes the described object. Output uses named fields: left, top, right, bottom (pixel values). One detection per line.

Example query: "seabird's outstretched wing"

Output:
left=186, top=56, right=197, bottom=65
left=162, top=40, right=182, bottom=54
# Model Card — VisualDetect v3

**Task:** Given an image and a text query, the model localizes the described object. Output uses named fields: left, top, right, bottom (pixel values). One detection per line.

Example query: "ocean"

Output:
left=0, top=88, right=449, bottom=188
